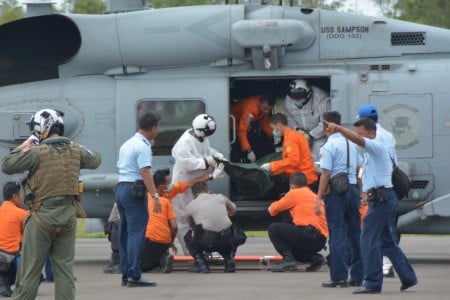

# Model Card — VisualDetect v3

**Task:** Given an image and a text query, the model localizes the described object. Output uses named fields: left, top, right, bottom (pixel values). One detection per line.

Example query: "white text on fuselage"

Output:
left=321, top=26, right=369, bottom=40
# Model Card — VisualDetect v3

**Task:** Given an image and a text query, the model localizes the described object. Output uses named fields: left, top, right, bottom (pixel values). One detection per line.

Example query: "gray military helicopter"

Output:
left=0, top=0, right=449, bottom=233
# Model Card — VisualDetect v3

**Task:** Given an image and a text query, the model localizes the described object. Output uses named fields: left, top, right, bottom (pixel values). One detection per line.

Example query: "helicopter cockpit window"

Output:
left=136, top=99, right=205, bottom=155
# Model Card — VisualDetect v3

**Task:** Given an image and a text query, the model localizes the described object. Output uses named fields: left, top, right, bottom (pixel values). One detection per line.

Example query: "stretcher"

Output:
left=172, top=255, right=283, bottom=271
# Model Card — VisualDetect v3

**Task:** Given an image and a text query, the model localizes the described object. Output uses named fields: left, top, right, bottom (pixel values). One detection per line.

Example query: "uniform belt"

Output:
left=367, top=186, right=393, bottom=202
left=202, top=226, right=233, bottom=239
left=297, top=225, right=325, bottom=239
left=367, top=186, right=393, bottom=194
left=117, top=182, right=133, bottom=186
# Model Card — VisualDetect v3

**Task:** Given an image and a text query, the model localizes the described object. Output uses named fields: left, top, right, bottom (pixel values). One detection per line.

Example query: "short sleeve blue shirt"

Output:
left=117, top=132, right=153, bottom=182
left=376, top=123, right=398, bottom=164
left=361, top=137, right=393, bottom=192
left=319, top=133, right=362, bottom=184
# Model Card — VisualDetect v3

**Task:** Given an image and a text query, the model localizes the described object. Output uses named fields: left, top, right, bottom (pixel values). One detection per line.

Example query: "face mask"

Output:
left=272, top=130, right=282, bottom=139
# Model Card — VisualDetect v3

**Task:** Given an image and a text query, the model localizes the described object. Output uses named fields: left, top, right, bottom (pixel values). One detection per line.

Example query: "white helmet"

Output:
left=288, top=79, right=312, bottom=100
left=28, top=109, right=64, bottom=140
left=192, top=114, right=216, bottom=138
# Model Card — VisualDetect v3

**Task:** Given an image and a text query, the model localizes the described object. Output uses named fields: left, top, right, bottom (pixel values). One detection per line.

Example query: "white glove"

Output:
left=247, top=150, right=256, bottom=162
left=205, top=155, right=216, bottom=167
left=210, top=163, right=225, bottom=180
left=273, top=137, right=281, bottom=145
left=260, top=163, right=270, bottom=171
left=27, top=134, right=40, bottom=145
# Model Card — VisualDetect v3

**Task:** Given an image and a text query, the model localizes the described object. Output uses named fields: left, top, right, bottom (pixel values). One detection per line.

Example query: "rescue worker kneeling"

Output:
left=184, top=182, right=246, bottom=273
left=268, top=172, right=328, bottom=272
left=0, top=182, right=28, bottom=297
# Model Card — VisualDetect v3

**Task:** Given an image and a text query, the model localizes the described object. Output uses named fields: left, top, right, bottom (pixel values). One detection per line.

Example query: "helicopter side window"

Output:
left=136, top=99, right=205, bottom=155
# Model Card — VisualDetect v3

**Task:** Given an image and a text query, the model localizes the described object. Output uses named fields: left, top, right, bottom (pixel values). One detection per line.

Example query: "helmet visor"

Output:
left=288, top=88, right=308, bottom=99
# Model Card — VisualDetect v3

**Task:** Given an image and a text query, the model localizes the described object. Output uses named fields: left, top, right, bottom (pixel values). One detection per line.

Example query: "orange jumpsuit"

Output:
left=269, top=127, right=318, bottom=184
left=269, top=186, right=328, bottom=238
left=0, top=201, right=28, bottom=253
left=145, top=181, right=187, bottom=242
left=145, top=197, right=177, bottom=244
left=231, top=96, right=272, bottom=152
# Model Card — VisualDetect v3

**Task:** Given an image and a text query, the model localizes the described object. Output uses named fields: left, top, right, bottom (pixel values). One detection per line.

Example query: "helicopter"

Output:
left=0, top=0, right=449, bottom=233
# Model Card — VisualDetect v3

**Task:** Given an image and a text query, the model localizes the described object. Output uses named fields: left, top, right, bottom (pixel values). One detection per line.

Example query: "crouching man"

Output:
left=268, top=172, right=328, bottom=272
left=0, top=182, right=28, bottom=297
left=184, top=182, right=246, bottom=273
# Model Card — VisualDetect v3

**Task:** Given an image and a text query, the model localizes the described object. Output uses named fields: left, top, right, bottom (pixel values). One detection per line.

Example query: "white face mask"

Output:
left=272, top=130, right=282, bottom=139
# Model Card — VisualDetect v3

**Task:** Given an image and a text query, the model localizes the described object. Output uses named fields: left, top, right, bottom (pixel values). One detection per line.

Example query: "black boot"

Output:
left=0, top=274, right=11, bottom=297
left=188, top=254, right=210, bottom=273
left=271, top=251, right=298, bottom=272
left=306, top=254, right=325, bottom=272
left=224, top=255, right=236, bottom=273
left=104, top=251, right=121, bottom=274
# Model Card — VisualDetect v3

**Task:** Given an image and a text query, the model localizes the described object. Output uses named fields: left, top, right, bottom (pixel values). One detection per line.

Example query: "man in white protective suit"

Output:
left=283, top=79, right=330, bottom=163
left=171, top=114, right=226, bottom=254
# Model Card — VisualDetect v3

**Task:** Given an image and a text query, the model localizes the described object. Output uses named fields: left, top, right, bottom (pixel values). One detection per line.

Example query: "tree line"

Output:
left=1, top=0, right=450, bottom=29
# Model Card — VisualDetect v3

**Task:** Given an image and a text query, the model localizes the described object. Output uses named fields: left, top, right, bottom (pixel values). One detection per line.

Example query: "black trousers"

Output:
left=184, top=229, right=234, bottom=259
left=109, top=220, right=119, bottom=252
left=268, top=222, right=326, bottom=262
left=140, top=239, right=169, bottom=272
left=0, top=259, right=17, bottom=289
left=229, top=124, right=275, bottom=163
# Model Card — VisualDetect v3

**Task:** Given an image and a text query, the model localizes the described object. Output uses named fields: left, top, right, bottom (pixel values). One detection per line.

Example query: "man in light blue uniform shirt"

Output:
left=323, top=117, right=417, bottom=294
left=316, top=111, right=363, bottom=288
left=357, top=104, right=399, bottom=276
left=357, top=104, right=397, bottom=163
left=116, top=112, right=161, bottom=287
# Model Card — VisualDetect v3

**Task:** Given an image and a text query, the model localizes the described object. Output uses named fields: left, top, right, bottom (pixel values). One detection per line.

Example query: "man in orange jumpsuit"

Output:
left=230, top=94, right=276, bottom=162
left=260, top=113, right=318, bottom=192
left=140, top=169, right=179, bottom=273
left=140, top=165, right=224, bottom=273
left=0, top=182, right=28, bottom=297
left=268, top=172, right=328, bottom=272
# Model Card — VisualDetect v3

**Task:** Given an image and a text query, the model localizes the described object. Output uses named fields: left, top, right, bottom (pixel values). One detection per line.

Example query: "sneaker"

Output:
left=0, top=289, right=12, bottom=297
left=306, top=255, right=325, bottom=272
left=104, top=263, right=121, bottom=274
left=188, top=261, right=210, bottom=273
left=271, top=260, right=298, bottom=272
left=0, top=285, right=12, bottom=297
left=160, top=254, right=174, bottom=273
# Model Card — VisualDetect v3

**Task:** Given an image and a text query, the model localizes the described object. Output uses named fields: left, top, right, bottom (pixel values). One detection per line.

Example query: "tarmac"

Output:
left=34, top=235, right=450, bottom=300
